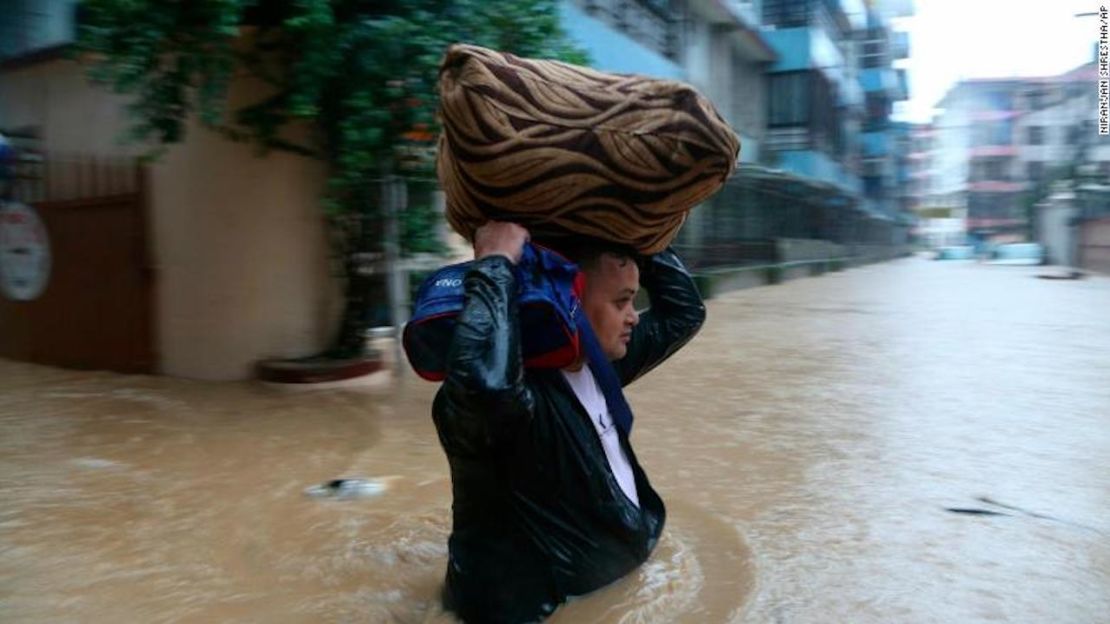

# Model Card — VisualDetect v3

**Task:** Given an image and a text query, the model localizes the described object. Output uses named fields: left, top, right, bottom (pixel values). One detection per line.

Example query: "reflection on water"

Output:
left=2, top=259, right=1109, bottom=622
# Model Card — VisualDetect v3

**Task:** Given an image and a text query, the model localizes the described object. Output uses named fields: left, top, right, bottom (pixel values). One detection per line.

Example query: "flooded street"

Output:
left=2, top=257, right=1109, bottom=623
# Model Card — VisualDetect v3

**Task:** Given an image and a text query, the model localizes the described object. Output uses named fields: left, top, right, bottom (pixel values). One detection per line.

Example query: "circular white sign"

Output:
left=0, top=201, right=52, bottom=301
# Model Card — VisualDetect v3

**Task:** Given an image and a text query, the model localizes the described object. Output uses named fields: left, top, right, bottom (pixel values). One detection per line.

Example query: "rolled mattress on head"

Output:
left=436, top=43, right=740, bottom=255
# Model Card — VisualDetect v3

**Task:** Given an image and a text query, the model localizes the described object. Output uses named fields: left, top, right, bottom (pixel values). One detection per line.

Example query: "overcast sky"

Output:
left=893, top=0, right=1099, bottom=122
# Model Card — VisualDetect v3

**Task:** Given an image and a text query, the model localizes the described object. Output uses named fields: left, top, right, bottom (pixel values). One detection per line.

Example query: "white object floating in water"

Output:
left=71, top=457, right=124, bottom=470
left=304, top=478, right=389, bottom=500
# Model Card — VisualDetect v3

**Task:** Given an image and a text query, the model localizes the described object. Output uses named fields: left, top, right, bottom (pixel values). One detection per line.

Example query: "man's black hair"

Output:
left=537, top=236, right=641, bottom=272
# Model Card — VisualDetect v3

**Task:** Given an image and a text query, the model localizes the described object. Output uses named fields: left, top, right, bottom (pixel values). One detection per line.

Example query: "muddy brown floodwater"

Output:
left=2, top=258, right=1108, bottom=623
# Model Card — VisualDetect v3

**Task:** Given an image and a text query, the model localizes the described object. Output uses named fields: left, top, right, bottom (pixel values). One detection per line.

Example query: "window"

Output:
left=992, top=122, right=1013, bottom=145
left=985, top=91, right=1014, bottom=111
left=972, top=123, right=1012, bottom=147
left=1027, top=161, right=1045, bottom=180
left=864, top=94, right=890, bottom=129
left=763, top=0, right=813, bottom=28
left=860, top=34, right=887, bottom=69
left=970, top=159, right=1008, bottom=181
left=967, top=193, right=989, bottom=218
left=861, top=54, right=884, bottom=69
left=987, top=159, right=1007, bottom=180
left=970, top=162, right=984, bottom=181
left=968, top=193, right=1014, bottom=219
left=862, top=158, right=883, bottom=177
left=769, top=72, right=809, bottom=126
left=811, top=75, right=843, bottom=154
left=1027, top=126, right=1045, bottom=145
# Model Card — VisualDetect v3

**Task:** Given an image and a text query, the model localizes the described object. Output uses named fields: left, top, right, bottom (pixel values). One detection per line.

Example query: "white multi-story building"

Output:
left=928, top=58, right=1110, bottom=244
left=1015, top=63, right=1109, bottom=184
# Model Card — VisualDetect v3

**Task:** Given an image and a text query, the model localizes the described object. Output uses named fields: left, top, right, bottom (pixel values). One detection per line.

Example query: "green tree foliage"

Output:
left=78, top=0, right=585, bottom=244
left=77, top=0, right=586, bottom=355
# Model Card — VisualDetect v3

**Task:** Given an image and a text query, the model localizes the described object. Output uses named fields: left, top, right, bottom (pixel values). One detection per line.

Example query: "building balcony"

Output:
left=970, top=110, right=1020, bottom=122
left=969, top=145, right=1019, bottom=158
left=839, top=72, right=864, bottom=107
left=720, top=0, right=759, bottom=30
left=770, top=148, right=864, bottom=195
left=861, top=131, right=891, bottom=158
left=763, top=24, right=846, bottom=74
left=967, top=217, right=1025, bottom=230
left=860, top=67, right=900, bottom=96
left=968, top=181, right=1027, bottom=193
left=891, top=31, right=910, bottom=59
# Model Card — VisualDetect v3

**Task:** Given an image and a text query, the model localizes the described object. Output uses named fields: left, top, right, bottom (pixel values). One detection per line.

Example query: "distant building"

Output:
left=856, top=2, right=911, bottom=221
left=907, top=122, right=968, bottom=248
left=760, top=0, right=866, bottom=195
left=931, top=58, right=1110, bottom=245
left=1015, top=63, right=1110, bottom=185
left=942, top=79, right=1032, bottom=241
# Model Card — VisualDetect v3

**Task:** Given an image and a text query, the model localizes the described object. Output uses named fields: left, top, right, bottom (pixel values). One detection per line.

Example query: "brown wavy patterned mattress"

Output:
left=436, top=44, right=740, bottom=254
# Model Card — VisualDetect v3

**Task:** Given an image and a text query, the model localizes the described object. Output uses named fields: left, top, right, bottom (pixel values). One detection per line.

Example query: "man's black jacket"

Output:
left=433, top=248, right=705, bottom=623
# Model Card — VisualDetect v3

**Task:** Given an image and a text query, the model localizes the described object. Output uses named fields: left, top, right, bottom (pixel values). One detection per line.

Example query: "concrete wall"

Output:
left=708, top=28, right=735, bottom=127
left=1079, top=217, right=1110, bottom=275
left=731, top=53, right=767, bottom=164
left=776, top=238, right=846, bottom=263
left=1037, top=193, right=1079, bottom=266
left=679, top=6, right=767, bottom=164
left=0, top=59, right=341, bottom=380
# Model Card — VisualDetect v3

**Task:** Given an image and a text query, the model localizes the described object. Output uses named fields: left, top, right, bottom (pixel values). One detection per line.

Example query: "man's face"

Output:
left=581, top=254, right=640, bottom=361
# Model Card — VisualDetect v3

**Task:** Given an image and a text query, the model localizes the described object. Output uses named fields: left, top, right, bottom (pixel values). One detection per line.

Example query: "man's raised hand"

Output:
left=474, top=221, right=530, bottom=265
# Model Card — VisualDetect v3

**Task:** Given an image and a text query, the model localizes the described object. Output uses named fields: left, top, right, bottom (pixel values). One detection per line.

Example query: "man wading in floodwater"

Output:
left=432, top=221, right=706, bottom=623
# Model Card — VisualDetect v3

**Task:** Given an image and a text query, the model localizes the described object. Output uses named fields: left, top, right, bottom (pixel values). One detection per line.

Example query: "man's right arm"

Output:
left=437, top=223, right=534, bottom=455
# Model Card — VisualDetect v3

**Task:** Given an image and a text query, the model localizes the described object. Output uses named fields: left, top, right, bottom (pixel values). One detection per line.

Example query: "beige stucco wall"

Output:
left=1, top=58, right=342, bottom=379
left=0, top=59, right=139, bottom=157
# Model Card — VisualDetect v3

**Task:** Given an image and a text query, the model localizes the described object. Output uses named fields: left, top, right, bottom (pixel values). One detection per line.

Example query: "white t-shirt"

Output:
left=560, top=365, right=640, bottom=508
